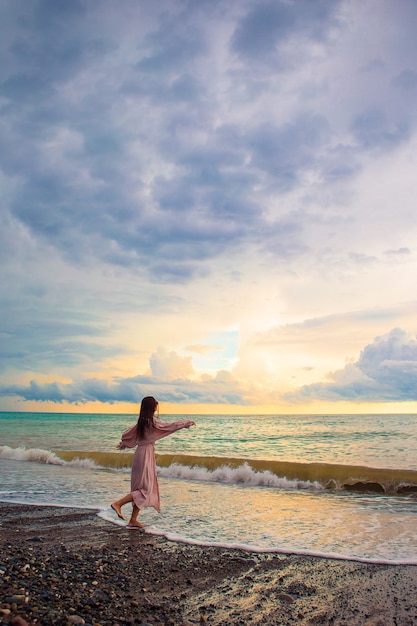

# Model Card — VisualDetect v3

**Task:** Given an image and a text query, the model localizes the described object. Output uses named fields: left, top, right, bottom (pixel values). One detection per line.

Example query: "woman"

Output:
left=111, top=396, right=195, bottom=528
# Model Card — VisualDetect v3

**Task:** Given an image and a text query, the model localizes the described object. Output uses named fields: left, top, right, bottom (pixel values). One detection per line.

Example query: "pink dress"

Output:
left=118, top=419, right=193, bottom=512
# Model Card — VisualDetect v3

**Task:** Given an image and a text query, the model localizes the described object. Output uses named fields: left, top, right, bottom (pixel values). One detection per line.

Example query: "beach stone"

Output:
left=5, top=594, right=28, bottom=605
left=0, top=608, right=11, bottom=615
left=10, top=618, right=30, bottom=626
left=278, top=592, right=295, bottom=603
left=68, top=615, right=86, bottom=625
left=47, top=610, right=61, bottom=620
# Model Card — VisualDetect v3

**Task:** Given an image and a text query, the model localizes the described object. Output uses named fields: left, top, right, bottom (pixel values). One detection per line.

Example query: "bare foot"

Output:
left=126, top=521, right=144, bottom=529
left=111, top=503, right=125, bottom=520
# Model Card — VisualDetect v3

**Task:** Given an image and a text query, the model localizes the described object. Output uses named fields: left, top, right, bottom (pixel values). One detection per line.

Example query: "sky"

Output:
left=1, top=0, right=417, bottom=415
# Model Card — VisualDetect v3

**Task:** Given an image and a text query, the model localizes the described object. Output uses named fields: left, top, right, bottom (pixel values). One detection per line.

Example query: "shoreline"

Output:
left=1, top=503, right=417, bottom=626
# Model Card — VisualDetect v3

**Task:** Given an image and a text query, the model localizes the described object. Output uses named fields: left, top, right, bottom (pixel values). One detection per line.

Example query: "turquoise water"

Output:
left=1, top=411, right=416, bottom=468
left=1, top=411, right=416, bottom=564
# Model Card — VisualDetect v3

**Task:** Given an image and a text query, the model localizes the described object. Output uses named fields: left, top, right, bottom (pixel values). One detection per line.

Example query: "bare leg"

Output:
left=127, top=505, right=144, bottom=528
left=111, top=494, right=133, bottom=520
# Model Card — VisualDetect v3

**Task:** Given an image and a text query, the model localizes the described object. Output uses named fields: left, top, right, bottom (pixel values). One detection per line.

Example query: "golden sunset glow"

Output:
left=1, top=1, right=417, bottom=415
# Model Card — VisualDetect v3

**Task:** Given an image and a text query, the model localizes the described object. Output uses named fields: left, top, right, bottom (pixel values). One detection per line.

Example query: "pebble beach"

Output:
left=1, top=503, right=417, bottom=626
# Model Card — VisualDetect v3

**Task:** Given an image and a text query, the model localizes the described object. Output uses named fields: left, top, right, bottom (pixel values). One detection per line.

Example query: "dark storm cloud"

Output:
left=2, top=0, right=417, bottom=406
left=2, top=0, right=412, bottom=284
left=0, top=0, right=346, bottom=284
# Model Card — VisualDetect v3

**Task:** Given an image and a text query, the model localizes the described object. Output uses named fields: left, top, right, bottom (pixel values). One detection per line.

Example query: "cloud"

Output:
left=246, top=114, right=331, bottom=191
left=2, top=1, right=417, bottom=410
left=0, top=365, right=250, bottom=406
left=0, top=310, right=124, bottom=373
left=255, top=307, right=413, bottom=345
left=231, top=0, right=341, bottom=62
left=2, top=0, right=416, bottom=286
left=350, top=108, right=410, bottom=151
left=287, top=328, right=417, bottom=402
left=384, top=247, right=411, bottom=257
left=0, top=378, right=141, bottom=405
left=392, top=69, right=417, bottom=91
left=149, top=347, right=194, bottom=379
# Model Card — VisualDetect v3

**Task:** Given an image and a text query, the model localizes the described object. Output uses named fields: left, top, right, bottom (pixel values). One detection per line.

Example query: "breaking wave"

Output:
left=0, top=446, right=103, bottom=470
left=2, top=446, right=417, bottom=495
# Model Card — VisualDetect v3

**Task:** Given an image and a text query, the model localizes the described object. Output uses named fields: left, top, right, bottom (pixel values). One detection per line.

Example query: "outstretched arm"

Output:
left=152, top=419, right=195, bottom=441
left=117, top=424, right=138, bottom=449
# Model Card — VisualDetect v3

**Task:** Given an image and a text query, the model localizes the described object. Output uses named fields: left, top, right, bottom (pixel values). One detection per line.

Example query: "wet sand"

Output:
left=1, top=502, right=416, bottom=625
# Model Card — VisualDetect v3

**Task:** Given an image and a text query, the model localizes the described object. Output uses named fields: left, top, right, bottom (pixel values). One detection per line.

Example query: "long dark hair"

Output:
left=137, top=396, right=159, bottom=439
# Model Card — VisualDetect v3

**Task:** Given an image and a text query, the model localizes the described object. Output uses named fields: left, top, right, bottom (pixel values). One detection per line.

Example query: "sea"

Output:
left=1, top=411, right=416, bottom=565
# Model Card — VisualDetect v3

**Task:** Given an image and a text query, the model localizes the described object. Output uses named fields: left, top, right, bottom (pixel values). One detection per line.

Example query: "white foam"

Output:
left=91, top=508, right=417, bottom=565
left=157, top=461, right=323, bottom=491
left=143, top=525, right=417, bottom=566
left=0, top=497, right=102, bottom=511
left=97, top=508, right=129, bottom=527
left=2, top=498, right=417, bottom=566
left=0, top=446, right=103, bottom=470
left=0, top=447, right=322, bottom=490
